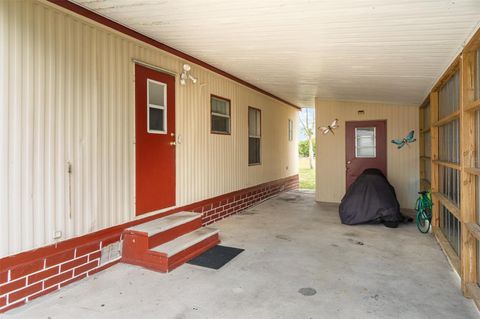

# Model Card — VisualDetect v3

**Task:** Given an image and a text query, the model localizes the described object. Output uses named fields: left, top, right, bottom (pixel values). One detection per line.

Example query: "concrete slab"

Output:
left=2, top=190, right=479, bottom=319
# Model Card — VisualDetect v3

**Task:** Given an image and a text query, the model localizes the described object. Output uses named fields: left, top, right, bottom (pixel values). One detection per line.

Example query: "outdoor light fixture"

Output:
left=180, top=63, right=197, bottom=85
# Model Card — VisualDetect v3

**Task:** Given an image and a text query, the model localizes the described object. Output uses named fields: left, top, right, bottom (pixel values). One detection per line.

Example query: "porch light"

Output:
left=180, top=63, right=197, bottom=85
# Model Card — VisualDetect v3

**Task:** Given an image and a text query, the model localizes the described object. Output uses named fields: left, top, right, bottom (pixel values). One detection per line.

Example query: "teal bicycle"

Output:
left=415, top=191, right=433, bottom=233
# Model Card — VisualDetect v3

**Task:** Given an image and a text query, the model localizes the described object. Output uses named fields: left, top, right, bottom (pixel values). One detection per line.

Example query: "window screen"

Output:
left=211, top=96, right=231, bottom=134
left=248, top=107, right=261, bottom=165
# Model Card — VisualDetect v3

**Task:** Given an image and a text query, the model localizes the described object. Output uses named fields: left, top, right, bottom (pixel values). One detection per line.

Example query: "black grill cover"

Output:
left=339, top=168, right=403, bottom=227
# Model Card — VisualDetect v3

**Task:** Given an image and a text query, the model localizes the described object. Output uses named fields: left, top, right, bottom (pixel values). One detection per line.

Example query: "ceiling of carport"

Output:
left=72, top=0, right=480, bottom=107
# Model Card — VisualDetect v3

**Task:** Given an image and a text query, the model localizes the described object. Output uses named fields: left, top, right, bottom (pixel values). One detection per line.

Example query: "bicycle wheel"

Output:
left=416, top=209, right=431, bottom=233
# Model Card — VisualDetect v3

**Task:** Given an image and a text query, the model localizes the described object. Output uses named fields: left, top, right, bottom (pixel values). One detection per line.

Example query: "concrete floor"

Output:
left=2, top=190, right=479, bottom=319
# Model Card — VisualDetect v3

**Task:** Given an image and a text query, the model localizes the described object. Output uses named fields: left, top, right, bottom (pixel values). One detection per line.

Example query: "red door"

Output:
left=135, top=64, right=176, bottom=215
left=345, top=120, right=387, bottom=190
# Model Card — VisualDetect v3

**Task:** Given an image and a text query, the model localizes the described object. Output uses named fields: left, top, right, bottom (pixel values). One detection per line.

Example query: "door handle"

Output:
left=169, top=141, right=176, bottom=146
left=346, top=161, right=351, bottom=165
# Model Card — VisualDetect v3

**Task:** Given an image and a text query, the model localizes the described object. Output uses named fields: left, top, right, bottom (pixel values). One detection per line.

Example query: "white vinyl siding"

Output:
left=0, top=0, right=299, bottom=257
left=315, top=99, right=419, bottom=209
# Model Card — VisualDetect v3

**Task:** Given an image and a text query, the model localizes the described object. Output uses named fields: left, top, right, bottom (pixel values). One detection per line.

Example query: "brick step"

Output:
left=151, top=227, right=219, bottom=257
left=152, top=227, right=219, bottom=271
left=127, top=211, right=200, bottom=236
left=125, top=211, right=203, bottom=248
left=121, top=212, right=220, bottom=272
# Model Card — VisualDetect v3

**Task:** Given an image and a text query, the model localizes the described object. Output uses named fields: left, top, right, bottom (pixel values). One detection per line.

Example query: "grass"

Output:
left=299, top=157, right=315, bottom=190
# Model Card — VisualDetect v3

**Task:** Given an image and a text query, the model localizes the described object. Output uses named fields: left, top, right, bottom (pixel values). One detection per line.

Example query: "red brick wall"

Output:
left=0, top=175, right=298, bottom=313
left=198, top=175, right=299, bottom=225
left=0, top=234, right=121, bottom=313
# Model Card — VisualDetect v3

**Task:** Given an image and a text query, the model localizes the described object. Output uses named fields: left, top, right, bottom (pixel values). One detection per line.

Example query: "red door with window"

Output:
left=345, top=120, right=387, bottom=190
left=135, top=64, right=176, bottom=215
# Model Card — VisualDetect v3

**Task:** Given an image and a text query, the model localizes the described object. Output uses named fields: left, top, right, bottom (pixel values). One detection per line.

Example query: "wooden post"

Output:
left=461, top=50, right=477, bottom=296
left=419, top=107, right=425, bottom=189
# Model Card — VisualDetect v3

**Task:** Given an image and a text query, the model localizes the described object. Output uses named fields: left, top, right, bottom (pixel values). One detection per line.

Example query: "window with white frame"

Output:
left=211, top=95, right=231, bottom=134
left=147, top=79, right=167, bottom=134
left=288, top=119, right=293, bottom=141
left=355, top=127, right=376, bottom=158
left=248, top=107, right=261, bottom=165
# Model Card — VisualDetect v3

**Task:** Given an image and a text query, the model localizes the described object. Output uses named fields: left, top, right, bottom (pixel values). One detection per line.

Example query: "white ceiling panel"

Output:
left=71, top=0, right=480, bottom=106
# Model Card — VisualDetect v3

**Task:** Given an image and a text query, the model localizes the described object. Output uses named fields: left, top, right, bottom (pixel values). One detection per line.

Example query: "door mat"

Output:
left=187, top=245, right=244, bottom=270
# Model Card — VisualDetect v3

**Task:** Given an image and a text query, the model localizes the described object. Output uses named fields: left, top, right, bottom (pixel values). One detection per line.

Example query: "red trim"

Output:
left=0, top=175, right=298, bottom=270
left=122, top=226, right=219, bottom=273
left=46, top=0, right=300, bottom=111
left=0, top=175, right=298, bottom=313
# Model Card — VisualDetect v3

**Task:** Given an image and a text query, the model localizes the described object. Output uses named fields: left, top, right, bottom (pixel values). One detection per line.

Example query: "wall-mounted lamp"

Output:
left=357, top=110, right=365, bottom=115
left=180, top=64, right=197, bottom=85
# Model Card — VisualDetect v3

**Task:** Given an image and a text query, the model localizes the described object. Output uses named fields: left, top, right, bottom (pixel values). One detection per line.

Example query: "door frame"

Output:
left=344, top=119, right=387, bottom=190
left=132, top=61, right=178, bottom=217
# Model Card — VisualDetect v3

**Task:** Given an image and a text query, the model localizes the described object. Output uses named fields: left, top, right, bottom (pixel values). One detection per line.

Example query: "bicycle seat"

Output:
left=418, top=191, right=428, bottom=195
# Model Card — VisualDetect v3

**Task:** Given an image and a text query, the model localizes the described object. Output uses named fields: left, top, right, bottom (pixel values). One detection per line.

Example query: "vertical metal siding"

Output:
left=0, top=0, right=8, bottom=257
left=0, top=0, right=299, bottom=257
left=315, top=99, right=419, bottom=209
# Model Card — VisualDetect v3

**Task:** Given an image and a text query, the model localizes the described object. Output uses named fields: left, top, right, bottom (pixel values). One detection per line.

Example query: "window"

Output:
left=437, top=69, right=461, bottom=257
left=440, top=205, right=461, bottom=256
left=147, top=79, right=167, bottom=134
left=355, top=127, right=376, bottom=158
left=211, top=95, right=231, bottom=134
left=288, top=119, right=293, bottom=141
left=248, top=107, right=261, bottom=165
left=439, top=70, right=460, bottom=118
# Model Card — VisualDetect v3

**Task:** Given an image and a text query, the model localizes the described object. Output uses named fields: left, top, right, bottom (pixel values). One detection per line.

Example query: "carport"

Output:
left=4, top=191, right=479, bottom=319
left=1, top=0, right=480, bottom=317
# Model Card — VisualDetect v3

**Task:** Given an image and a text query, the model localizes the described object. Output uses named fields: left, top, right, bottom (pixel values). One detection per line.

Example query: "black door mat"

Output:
left=187, top=245, right=244, bottom=270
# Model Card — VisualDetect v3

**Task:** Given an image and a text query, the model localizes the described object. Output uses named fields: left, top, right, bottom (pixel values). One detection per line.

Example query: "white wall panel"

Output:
left=315, top=99, right=419, bottom=209
left=73, top=0, right=480, bottom=106
left=0, top=0, right=299, bottom=257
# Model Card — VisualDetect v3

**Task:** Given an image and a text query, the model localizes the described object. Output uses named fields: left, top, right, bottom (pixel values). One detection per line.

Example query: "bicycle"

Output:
left=415, top=191, right=433, bottom=233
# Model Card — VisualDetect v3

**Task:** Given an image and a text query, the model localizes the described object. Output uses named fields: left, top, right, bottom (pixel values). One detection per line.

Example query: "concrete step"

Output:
left=151, top=227, right=219, bottom=257
left=126, top=211, right=200, bottom=237
left=122, top=211, right=220, bottom=272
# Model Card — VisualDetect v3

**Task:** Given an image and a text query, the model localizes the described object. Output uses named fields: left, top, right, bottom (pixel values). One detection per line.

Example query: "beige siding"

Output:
left=0, top=0, right=299, bottom=258
left=315, top=100, right=419, bottom=209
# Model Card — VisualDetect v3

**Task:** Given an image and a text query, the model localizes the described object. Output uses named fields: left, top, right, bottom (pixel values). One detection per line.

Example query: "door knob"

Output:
left=346, top=161, right=351, bottom=165
left=169, top=141, right=176, bottom=146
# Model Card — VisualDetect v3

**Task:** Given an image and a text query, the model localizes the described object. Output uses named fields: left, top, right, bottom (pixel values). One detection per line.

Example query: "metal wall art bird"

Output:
left=391, top=130, right=416, bottom=149
left=318, top=119, right=339, bottom=135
